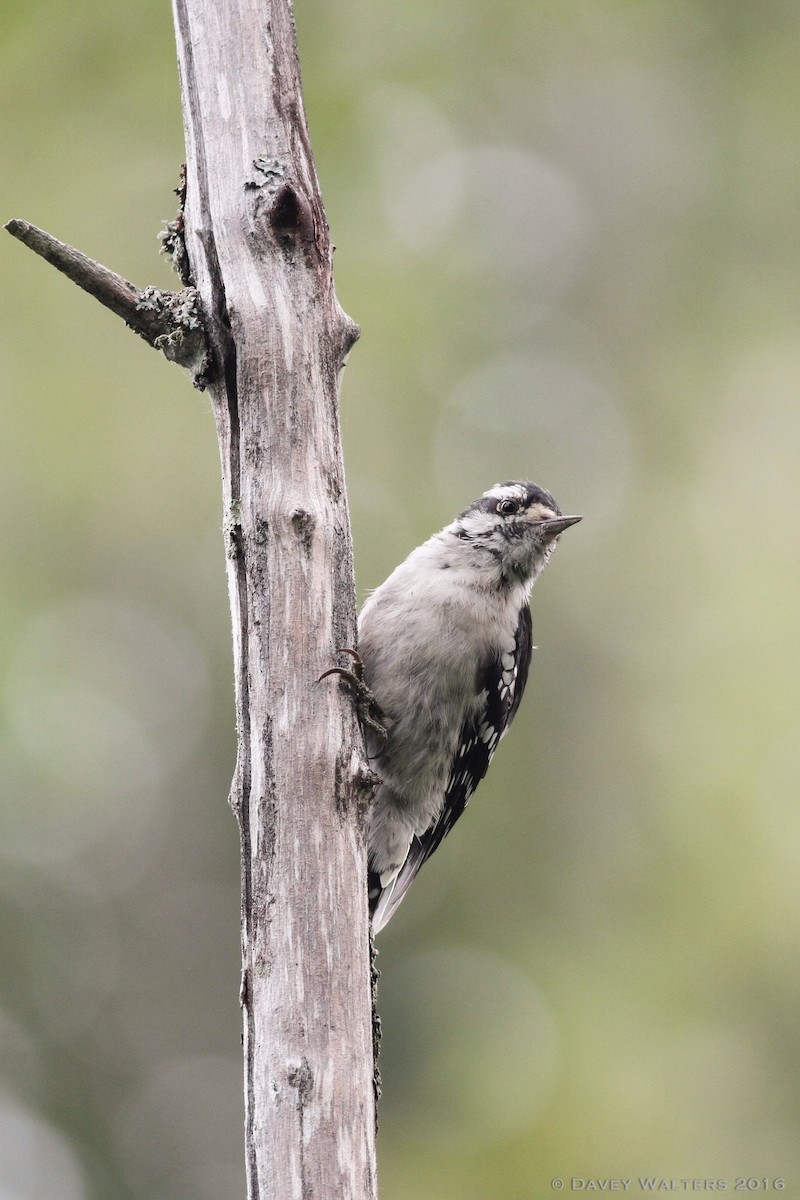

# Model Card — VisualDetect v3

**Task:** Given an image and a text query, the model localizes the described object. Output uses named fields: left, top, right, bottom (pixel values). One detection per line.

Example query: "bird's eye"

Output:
left=497, top=498, right=518, bottom=515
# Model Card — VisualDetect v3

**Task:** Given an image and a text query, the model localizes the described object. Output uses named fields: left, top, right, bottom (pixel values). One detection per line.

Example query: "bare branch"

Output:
left=4, top=218, right=209, bottom=384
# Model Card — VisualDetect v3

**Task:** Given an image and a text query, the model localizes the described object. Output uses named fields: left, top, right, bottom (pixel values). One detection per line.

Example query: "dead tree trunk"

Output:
left=6, top=0, right=378, bottom=1196
left=172, top=1, right=378, bottom=1196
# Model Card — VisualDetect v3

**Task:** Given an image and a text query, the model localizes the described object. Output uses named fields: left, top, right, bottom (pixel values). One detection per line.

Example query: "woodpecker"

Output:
left=329, top=481, right=581, bottom=932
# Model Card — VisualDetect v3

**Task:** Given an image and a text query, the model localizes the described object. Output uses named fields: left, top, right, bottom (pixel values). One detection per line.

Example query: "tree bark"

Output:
left=171, top=2, right=378, bottom=1198
left=7, top=0, right=379, bottom=1194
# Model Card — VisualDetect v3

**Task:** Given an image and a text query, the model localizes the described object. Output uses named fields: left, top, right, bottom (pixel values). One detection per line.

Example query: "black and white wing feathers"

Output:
left=370, top=604, right=532, bottom=930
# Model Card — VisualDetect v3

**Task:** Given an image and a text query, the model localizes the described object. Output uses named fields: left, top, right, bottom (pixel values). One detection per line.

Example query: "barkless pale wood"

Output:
left=173, top=0, right=378, bottom=1195
left=6, top=0, right=379, bottom=1195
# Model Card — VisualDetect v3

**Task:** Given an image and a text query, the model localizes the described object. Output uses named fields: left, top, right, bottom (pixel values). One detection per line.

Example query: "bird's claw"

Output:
left=319, top=648, right=389, bottom=752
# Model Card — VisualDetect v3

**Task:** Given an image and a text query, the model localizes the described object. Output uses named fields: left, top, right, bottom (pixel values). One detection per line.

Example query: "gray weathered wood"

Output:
left=3, top=218, right=209, bottom=378
left=5, top=0, right=378, bottom=1190
left=170, top=2, right=378, bottom=1198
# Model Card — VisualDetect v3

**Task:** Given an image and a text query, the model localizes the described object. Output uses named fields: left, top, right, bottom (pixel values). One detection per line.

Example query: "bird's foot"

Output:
left=319, top=648, right=388, bottom=752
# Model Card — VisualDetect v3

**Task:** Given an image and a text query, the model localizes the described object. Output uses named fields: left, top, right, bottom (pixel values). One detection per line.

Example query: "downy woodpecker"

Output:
left=336, top=481, right=581, bottom=932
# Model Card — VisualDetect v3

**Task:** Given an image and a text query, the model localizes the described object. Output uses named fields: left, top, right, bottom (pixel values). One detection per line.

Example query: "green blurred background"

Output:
left=2, top=0, right=800, bottom=1196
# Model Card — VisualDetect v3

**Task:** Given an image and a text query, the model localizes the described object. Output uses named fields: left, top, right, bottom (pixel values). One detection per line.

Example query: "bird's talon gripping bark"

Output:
left=319, top=649, right=389, bottom=751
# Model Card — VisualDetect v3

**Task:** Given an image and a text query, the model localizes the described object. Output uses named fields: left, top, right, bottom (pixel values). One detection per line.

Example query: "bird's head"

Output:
left=449, top=481, right=582, bottom=586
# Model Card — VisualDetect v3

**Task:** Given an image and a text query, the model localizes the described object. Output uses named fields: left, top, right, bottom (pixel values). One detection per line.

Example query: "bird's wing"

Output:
left=371, top=604, right=532, bottom=932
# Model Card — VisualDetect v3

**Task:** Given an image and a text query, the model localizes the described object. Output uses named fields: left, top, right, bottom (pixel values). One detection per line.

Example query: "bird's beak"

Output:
left=537, top=515, right=583, bottom=543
